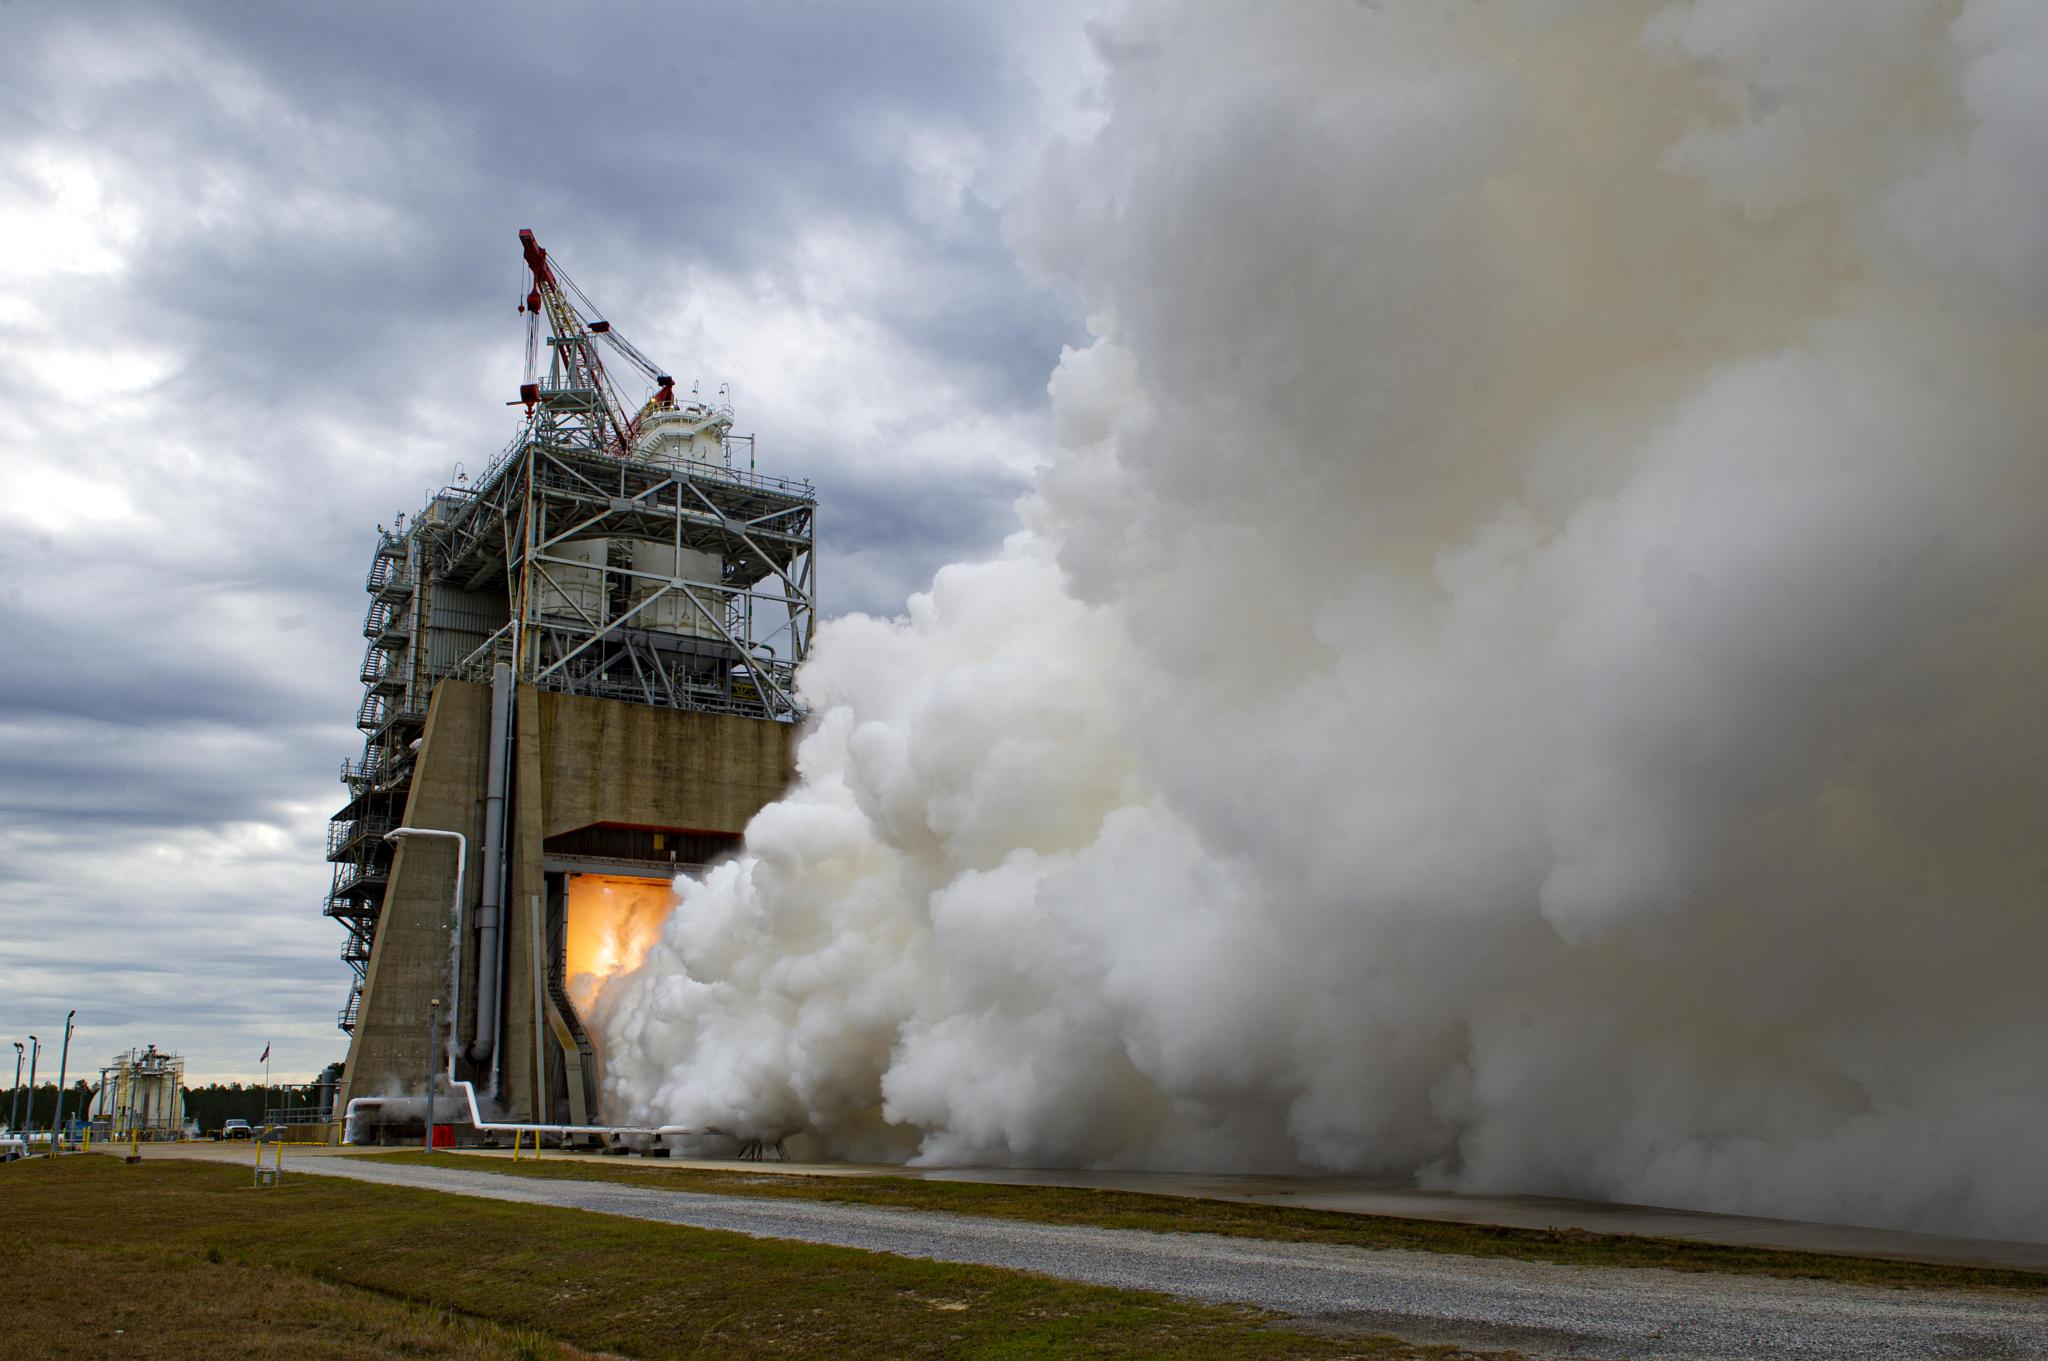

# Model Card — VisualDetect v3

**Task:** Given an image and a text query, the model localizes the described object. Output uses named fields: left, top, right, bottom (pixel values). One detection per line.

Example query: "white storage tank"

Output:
left=630, top=540, right=728, bottom=638
left=631, top=399, right=730, bottom=467
left=539, top=538, right=609, bottom=624
left=97, top=1045, right=186, bottom=1140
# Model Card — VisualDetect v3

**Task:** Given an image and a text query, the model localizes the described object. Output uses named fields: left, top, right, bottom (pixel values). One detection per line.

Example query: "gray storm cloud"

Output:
left=593, top=0, right=2048, bottom=1238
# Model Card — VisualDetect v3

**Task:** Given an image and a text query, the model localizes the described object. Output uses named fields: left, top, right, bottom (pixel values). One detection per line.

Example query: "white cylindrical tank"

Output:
left=539, top=538, right=608, bottom=624
left=100, top=1046, right=186, bottom=1138
left=630, top=540, right=727, bottom=638
left=631, top=401, right=730, bottom=467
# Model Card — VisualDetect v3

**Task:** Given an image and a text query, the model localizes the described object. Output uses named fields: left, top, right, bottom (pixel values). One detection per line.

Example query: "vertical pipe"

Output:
left=50, top=1012, right=73, bottom=1154
left=25, top=1037, right=38, bottom=1142
left=9, top=1044, right=21, bottom=1134
left=469, top=664, right=513, bottom=1078
left=425, top=999, right=440, bottom=1152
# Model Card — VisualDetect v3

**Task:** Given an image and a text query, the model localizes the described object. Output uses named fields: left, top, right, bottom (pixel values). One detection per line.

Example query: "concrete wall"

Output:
left=336, top=681, right=489, bottom=1121
left=535, top=689, right=794, bottom=839
left=339, top=681, right=796, bottom=1132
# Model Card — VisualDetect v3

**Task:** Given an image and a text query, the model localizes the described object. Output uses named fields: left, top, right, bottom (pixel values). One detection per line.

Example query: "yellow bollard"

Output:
left=512, top=1128, right=523, bottom=1162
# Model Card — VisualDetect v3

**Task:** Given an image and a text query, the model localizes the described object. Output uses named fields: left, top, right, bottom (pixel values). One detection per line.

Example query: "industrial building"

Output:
left=330, top=231, right=812, bottom=1139
left=93, top=1045, right=185, bottom=1141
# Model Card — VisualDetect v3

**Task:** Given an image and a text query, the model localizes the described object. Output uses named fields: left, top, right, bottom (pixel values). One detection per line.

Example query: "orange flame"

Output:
left=564, top=875, right=673, bottom=1015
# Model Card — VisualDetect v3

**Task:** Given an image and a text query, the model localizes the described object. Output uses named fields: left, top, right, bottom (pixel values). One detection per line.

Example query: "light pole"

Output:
left=25, top=1036, right=39, bottom=1142
left=425, top=997, right=441, bottom=1152
left=9, top=1042, right=22, bottom=1134
left=50, top=1010, right=75, bottom=1154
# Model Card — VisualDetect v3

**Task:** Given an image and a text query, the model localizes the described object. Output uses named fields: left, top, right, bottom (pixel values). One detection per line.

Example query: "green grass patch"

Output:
left=383, top=1150, right=2048, bottom=1296
left=1, top=1155, right=1500, bottom=1360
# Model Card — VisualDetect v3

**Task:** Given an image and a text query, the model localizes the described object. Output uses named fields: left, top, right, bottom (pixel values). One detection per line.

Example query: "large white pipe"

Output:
left=445, top=1074, right=695, bottom=1143
left=341, top=1085, right=694, bottom=1144
left=342, top=1096, right=399, bottom=1144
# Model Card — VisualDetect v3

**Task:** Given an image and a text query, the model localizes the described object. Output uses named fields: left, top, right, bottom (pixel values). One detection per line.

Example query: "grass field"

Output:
left=382, top=1150, right=2048, bottom=1295
left=0, top=1155, right=1504, bottom=1360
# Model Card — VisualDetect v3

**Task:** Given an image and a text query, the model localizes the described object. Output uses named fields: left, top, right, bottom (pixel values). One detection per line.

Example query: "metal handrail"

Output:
left=326, top=816, right=395, bottom=857
left=340, top=752, right=384, bottom=786
left=329, top=859, right=388, bottom=900
left=446, top=622, right=517, bottom=684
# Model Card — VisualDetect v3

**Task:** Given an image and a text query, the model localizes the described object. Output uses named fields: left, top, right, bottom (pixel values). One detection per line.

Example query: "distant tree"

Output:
left=1, top=1080, right=95, bottom=1133
left=180, top=1082, right=256, bottom=1131
left=181, top=1065, right=345, bottom=1132
left=4, top=1070, right=349, bottom=1137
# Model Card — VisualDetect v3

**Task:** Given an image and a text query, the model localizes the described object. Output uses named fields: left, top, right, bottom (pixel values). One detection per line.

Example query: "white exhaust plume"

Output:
left=595, top=0, right=2048, bottom=1239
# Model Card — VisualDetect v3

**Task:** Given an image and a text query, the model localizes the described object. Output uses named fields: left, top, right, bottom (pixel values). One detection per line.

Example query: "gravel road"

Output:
left=298, top=1158, right=2048, bottom=1360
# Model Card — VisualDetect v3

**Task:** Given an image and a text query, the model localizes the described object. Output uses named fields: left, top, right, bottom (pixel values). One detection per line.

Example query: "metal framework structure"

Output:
left=327, top=232, right=817, bottom=1031
left=95, top=1046, right=186, bottom=1141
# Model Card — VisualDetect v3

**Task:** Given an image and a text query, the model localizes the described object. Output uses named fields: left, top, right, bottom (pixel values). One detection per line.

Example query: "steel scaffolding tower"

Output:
left=327, top=232, right=817, bottom=1032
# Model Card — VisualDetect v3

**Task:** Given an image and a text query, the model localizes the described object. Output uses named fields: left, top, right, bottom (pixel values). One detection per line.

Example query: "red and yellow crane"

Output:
left=516, top=228, right=678, bottom=458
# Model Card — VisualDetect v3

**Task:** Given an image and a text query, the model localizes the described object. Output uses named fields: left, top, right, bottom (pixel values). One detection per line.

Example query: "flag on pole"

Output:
left=258, top=1043, right=270, bottom=1064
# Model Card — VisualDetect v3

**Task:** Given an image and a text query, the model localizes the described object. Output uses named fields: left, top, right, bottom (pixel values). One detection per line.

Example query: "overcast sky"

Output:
left=0, top=1, right=1097, bottom=1085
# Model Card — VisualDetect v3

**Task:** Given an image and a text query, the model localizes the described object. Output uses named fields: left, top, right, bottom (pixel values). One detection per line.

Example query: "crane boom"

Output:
left=515, top=228, right=676, bottom=456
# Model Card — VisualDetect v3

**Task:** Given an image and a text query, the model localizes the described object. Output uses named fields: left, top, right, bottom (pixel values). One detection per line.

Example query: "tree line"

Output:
left=1, top=1081, right=94, bottom=1133
left=4, top=1063, right=345, bottom=1134
left=183, top=1078, right=335, bottom=1131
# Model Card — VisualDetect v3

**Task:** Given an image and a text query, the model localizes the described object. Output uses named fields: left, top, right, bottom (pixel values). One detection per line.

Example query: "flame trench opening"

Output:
left=564, top=875, right=673, bottom=1018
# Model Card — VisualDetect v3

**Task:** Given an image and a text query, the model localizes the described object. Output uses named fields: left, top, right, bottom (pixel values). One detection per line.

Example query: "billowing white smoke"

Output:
left=597, top=0, right=2048, bottom=1239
